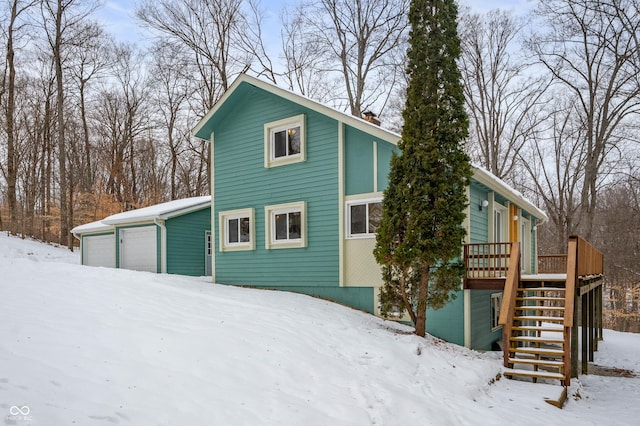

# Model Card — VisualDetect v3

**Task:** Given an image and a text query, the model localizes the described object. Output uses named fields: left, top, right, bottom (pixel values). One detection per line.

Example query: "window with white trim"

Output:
left=265, top=201, right=306, bottom=249
left=491, top=292, right=503, bottom=331
left=219, top=208, right=255, bottom=252
left=347, top=199, right=383, bottom=238
left=264, top=115, right=306, bottom=168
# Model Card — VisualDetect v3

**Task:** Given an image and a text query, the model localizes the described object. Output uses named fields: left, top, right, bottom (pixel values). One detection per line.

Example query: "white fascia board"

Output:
left=191, top=74, right=401, bottom=145
left=472, top=165, right=548, bottom=224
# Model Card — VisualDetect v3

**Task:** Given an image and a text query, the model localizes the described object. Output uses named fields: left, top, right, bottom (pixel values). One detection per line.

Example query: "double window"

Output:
left=265, top=201, right=306, bottom=249
left=219, top=208, right=255, bottom=252
left=346, top=199, right=383, bottom=238
left=264, top=115, right=306, bottom=168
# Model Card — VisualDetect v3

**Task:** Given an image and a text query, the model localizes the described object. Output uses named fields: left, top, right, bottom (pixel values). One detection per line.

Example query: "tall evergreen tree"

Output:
left=374, top=0, right=472, bottom=337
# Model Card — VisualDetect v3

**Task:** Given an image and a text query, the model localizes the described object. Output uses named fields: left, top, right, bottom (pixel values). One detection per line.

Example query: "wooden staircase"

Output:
left=503, top=283, right=569, bottom=385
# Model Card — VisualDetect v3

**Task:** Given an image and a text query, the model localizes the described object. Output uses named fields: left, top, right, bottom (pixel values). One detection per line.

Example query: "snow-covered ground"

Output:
left=0, top=233, right=638, bottom=425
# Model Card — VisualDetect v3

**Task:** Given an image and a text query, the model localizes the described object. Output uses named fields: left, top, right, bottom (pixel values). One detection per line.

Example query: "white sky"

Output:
left=95, top=0, right=538, bottom=45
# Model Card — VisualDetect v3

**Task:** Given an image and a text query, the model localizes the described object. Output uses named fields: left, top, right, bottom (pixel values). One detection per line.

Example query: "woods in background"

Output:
left=1, top=0, right=638, bottom=331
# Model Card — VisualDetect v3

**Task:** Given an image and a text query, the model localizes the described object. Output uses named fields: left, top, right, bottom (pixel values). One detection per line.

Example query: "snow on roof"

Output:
left=471, top=164, right=548, bottom=223
left=102, top=196, right=211, bottom=225
left=71, top=220, right=113, bottom=235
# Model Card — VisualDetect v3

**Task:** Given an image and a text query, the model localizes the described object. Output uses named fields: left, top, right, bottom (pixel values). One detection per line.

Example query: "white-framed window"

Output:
left=346, top=198, right=383, bottom=238
left=219, top=208, right=255, bottom=252
left=491, top=292, right=503, bottom=331
left=264, top=114, right=306, bottom=168
left=265, top=201, right=307, bottom=249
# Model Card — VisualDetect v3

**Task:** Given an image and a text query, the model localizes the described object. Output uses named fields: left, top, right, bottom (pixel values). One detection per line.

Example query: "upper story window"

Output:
left=264, top=114, right=306, bottom=168
left=219, top=208, right=255, bottom=252
left=347, top=199, right=383, bottom=238
left=265, top=201, right=307, bottom=249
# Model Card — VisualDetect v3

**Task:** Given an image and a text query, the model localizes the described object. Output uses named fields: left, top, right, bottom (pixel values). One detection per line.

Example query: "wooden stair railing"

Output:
left=500, top=241, right=571, bottom=387
left=498, top=242, right=520, bottom=368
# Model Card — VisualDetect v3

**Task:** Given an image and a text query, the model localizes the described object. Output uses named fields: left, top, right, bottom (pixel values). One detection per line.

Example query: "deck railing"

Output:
left=538, top=254, right=567, bottom=274
left=497, top=242, right=520, bottom=367
left=463, top=242, right=512, bottom=279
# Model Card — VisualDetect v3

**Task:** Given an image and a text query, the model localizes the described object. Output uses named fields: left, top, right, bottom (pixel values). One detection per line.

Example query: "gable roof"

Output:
left=101, top=196, right=211, bottom=225
left=191, top=74, right=400, bottom=143
left=192, top=74, right=547, bottom=223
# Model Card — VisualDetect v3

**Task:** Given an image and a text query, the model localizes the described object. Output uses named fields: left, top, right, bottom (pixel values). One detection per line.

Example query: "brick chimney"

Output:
left=362, top=110, right=381, bottom=126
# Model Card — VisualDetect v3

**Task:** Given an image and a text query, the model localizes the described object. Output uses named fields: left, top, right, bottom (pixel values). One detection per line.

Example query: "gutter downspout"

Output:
left=154, top=218, right=167, bottom=273
left=72, top=232, right=81, bottom=264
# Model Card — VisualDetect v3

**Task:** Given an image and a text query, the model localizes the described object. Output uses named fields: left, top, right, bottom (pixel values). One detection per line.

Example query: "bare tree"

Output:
left=136, top=0, right=251, bottom=111
left=148, top=39, right=192, bottom=200
left=292, top=0, right=409, bottom=118
left=459, top=8, right=550, bottom=181
left=67, top=22, right=112, bottom=193
left=41, top=0, right=99, bottom=248
left=520, top=96, right=587, bottom=252
left=530, top=0, right=640, bottom=240
left=0, top=0, right=36, bottom=235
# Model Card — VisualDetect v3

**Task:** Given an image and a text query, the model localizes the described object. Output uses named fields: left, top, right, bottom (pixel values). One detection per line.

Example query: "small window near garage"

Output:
left=219, top=208, right=255, bottom=252
left=347, top=199, right=383, bottom=238
left=491, top=292, right=503, bottom=332
left=264, top=115, right=306, bottom=168
left=265, top=201, right=307, bottom=249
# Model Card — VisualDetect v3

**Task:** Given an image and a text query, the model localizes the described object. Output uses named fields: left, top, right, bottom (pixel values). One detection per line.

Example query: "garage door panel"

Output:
left=83, top=234, right=115, bottom=268
left=120, top=226, right=157, bottom=272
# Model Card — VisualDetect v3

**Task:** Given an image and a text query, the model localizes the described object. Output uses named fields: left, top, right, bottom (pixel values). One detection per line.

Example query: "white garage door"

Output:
left=119, top=226, right=157, bottom=272
left=83, top=234, right=115, bottom=268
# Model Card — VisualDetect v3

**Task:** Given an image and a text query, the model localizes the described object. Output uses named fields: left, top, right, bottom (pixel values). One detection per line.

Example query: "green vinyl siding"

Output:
left=468, top=181, right=489, bottom=244
left=426, top=291, right=464, bottom=345
left=213, top=86, right=339, bottom=288
left=271, top=286, right=374, bottom=313
left=345, top=127, right=374, bottom=195
left=376, top=142, right=395, bottom=192
left=166, top=207, right=211, bottom=276
left=470, top=289, right=503, bottom=350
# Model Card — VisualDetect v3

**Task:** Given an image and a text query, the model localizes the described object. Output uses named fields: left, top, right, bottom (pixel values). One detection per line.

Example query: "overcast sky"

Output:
left=94, top=0, right=538, bottom=45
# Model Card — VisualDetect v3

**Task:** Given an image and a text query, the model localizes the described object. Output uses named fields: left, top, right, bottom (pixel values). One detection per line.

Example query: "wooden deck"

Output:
left=463, top=236, right=605, bottom=399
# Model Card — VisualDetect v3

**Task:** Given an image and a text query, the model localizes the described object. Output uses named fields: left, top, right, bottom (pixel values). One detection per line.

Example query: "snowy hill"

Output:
left=0, top=233, right=638, bottom=425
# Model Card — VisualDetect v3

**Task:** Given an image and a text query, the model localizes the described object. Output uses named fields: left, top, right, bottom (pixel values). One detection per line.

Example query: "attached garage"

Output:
left=72, top=221, right=115, bottom=268
left=74, top=197, right=211, bottom=276
left=119, top=226, right=158, bottom=272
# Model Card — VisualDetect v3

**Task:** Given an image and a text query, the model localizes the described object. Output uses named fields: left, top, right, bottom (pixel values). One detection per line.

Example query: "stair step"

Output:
left=516, top=296, right=565, bottom=302
left=514, top=315, right=565, bottom=323
left=518, top=287, right=565, bottom=292
left=512, top=325, right=564, bottom=333
left=508, top=357, right=565, bottom=368
left=503, top=368, right=566, bottom=381
left=510, top=336, right=565, bottom=344
left=510, top=347, right=565, bottom=357
left=517, top=306, right=565, bottom=312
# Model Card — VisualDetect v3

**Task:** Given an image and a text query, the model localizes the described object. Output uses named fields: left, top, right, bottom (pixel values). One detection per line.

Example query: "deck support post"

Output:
left=581, top=292, right=588, bottom=374
left=591, top=290, right=595, bottom=359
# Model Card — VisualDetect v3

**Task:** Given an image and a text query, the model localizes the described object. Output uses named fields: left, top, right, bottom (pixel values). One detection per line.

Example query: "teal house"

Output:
left=192, top=75, right=547, bottom=350
left=72, top=196, right=212, bottom=276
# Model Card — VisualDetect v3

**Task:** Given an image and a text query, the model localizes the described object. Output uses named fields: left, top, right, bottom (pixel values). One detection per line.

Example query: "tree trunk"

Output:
left=5, top=0, right=19, bottom=235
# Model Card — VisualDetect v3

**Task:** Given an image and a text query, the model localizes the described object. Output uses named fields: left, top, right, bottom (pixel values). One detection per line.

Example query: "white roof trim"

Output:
left=191, top=74, right=401, bottom=143
left=71, top=220, right=114, bottom=235
left=472, top=165, right=548, bottom=223
left=102, top=196, right=211, bottom=226
left=192, top=74, right=547, bottom=223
